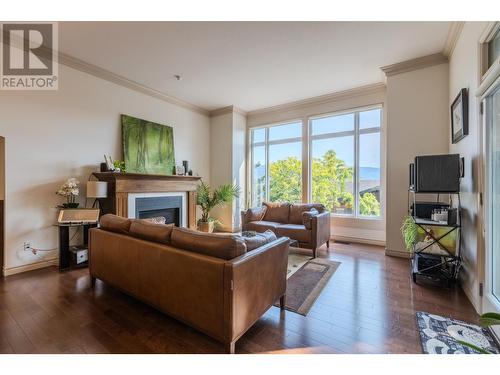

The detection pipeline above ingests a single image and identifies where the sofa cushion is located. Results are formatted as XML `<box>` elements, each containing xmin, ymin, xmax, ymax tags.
<box><xmin>244</xmin><ymin>220</ymin><xmax>282</xmax><ymax>233</ymax></box>
<box><xmin>243</xmin><ymin>206</ymin><xmax>267</xmax><ymax>222</ymax></box>
<box><xmin>263</xmin><ymin>202</ymin><xmax>290</xmax><ymax>223</ymax></box>
<box><xmin>100</xmin><ymin>214</ymin><xmax>131</xmax><ymax>234</ymax></box>
<box><xmin>171</xmin><ymin>227</ymin><xmax>247</xmax><ymax>260</ymax></box>
<box><xmin>276</xmin><ymin>223</ymin><xmax>311</xmax><ymax>244</ymax></box>
<box><xmin>240</xmin><ymin>230</ymin><xmax>278</xmax><ymax>251</ymax></box>
<box><xmin>129</xmin><ymin>220</ymin><xmax>174</xmax><ymax>244</ymax></box>
<box><xmin>302</xmin><ymin>208</ymin><xmax>319</xmax><ymax>230</ymax></box>
<box><xmin>289</xmin><ymin>203</ymin><xmax>326</xmax><ymax>224</ymax></box>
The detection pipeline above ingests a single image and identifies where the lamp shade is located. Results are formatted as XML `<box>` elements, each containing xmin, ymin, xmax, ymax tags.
<box><xmin>87</xmin><ymin>181</ymin><xmax>108</xmax><ymax>198</ymax></box>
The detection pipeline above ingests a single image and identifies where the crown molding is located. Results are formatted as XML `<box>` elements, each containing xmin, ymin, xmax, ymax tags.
<box><xmin>0</xmin><ymin>28</ymin><xmax>210</xmax><ymax>116</ymax></box>
<box><xmin>59</xmin><ymin>53</ymin><xmax>210</xmax><ymax>116</ymax></box>
<box><xmin>380</xmin><ymin>53</ymin><xmax>448</xmax><ymax>77</ymax></box>
<box><xmin>209</xmin><ymin>105</ymin><xmax>247</xmax><ymax>117</ymax></box>
<box><xmin>247</xmin><ymin>82</ymin><xmax>386</xmax><ymax>118</ymax></box>
<box><xmin>443</xmin><ymin>21</ymin><xmax>465</xmax><ymax>58</ymax></box>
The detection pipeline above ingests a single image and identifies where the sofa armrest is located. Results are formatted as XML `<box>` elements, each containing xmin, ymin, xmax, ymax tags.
<box><xmin>223</xmin><ymin>237</ymin><xmax>289</xmax><ymax>342</ymax></box>
<box><xmin>311</xmin><ymin>211</ymin><xmax>331</xmax><ymax>248</ymax></box>
<box><xmin>241</xmin><ymin>206</ymin><xmax>267</xmax><ymax>226</ymax></box>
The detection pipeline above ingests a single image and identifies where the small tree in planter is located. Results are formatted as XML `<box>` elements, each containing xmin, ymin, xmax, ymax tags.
<box><xmin>196</xmin><ymin>181</ymin><xmax>240</xmax><ymax>233</ymax></box>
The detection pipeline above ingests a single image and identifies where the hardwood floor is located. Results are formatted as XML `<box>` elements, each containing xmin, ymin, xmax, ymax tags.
<box><xmin>0</xmin><ymin>242</ymin><xmax>478</xmax><ymax>354</ymax></box>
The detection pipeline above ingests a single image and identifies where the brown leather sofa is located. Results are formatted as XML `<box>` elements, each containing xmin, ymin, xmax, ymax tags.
<box><xmin>89</xmin><ymin>215</ymin><xmax>289</xmax><ymax>354</ymax></box>
<box><xmin>241</xmin><ymin>202</ymin><xmax>330</xmax><ymax>258</ymax></box>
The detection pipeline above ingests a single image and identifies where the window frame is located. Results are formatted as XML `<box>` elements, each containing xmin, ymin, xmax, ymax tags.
<box><xmin>250</xmin><ymin>120</ymin><xmax>303</xmax><ymax>205</ymax></box>
<box><xmin>248</xmin><ymin>105</ymin><xmax>384</xmax><ymax>220</ymax></box>
<box><xmin>308</xmin><ymin>105</ymin><xmax>382</xmax><ymax>218</ymax></box>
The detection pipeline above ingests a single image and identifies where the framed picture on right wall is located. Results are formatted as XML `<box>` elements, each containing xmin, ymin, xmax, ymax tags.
<box><xmin>451</xmin><ymin>88</ymin><xmax>469</xmax><ymax>144</ymax></box>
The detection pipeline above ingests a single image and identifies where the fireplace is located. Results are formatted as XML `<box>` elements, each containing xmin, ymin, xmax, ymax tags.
<box><xmin>92</xmin><ymin>173</ymin><xmax>201</xmax><ymax>229</ymax></box>
<box><xmin>127</xmin><ymin>192</ymin><xmax>187</xmax><ymax>227</ymax></box>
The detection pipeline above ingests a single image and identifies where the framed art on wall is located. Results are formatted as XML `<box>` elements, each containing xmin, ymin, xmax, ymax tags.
<box><xmin>121</xmin><ymin>114</ymin><xmax>175</xmax><ymax>175</ymax></box>
<box><xmin>451</xmin><ymin>88</ymin><xmax>469</xmax><ymax>144</ymax></box>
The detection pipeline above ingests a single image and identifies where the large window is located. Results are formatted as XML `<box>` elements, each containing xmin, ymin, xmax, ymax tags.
<box><xmin>310</xmin><ymin>108</ymin><xmax>381</xmax><ymax>217</ymax></box>
<box><xmin>250</xmin><ymin>122</ymin><xmax>302</xmax><ymax>206</ymax></box>
<box><xmin>250</xmin><ymin>107</ymin><xmax>382</xmax><ymax>219</ymax></box>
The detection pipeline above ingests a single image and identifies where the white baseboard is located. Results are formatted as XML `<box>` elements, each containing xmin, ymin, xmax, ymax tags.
<box><xmin>385</xmin><ymin>249</ymin><xmax>411</xmax><ymax>258</ymax></box>
<box><xmin>3</xmin><ymin>257</ymin><xmax>58</xmax><ymax>276</ymax></box>
<box><xmin>332</xmin><ymin>235</ymin><xmax>386</xmax><ymax>247</ymax></box>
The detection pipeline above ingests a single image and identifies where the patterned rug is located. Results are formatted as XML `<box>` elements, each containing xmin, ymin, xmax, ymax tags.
<box><xmin>275</xmin><ymin>250</ymin><xmax>340</xmax><ymax>316</ymax></box>
<box><xmin>416</xmin><ymin>311</ymin><xmax>500</xmax><ymax>354</ymax></box>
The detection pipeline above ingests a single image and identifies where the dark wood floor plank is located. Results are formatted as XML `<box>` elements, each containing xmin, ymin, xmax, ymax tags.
<box><xmin>0</xmin><ymin>242</ymin><xmax>478</xmax><ymax>353</ymax></box>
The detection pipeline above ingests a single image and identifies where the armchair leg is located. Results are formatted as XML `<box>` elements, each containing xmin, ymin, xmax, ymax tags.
<box><xmin>90</xmin><ymin>276</ymin><xmax>96</xmax><ymax>289</ymax></box>
<box><xmin>326</xmin><ymin>240</ymin><xmax>330</xmax><ymax>248</ymax></box>
<box><xmin>313</xmin><ymin>248</ymin><xmax>317</xmax><ymax>258</ymax></box>
<box><xmin>279</xmin><ymin>295</ymin><xmax>286</xmax><ymax>310</ymax></box>
<box><xmin>226</xmin><ymin>341</ymin><xmax>236</xmax><ymax>354</ymax></box>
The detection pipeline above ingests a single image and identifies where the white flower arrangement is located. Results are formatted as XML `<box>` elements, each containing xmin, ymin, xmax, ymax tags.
<box><xmin>56</xmin><ymin>177</ymin><xmax>80</xmax><ymax>206</ymax></box>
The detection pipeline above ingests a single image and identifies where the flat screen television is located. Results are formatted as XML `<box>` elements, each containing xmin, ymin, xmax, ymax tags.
<box><xmin>409</xmin><ymin>154</ymin><xmax>462</xmax><ymax>193</ymax></box>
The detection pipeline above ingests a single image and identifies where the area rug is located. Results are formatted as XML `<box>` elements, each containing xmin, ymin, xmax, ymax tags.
<box><xmin>276</xmin><ymin>252</ymin><xmax>340</xmax><ymax>316</ymax></box>
<box><xmin>416</xmin><ymin>311</ymin><xmax>500</xmax><ymax>354</ymax></box>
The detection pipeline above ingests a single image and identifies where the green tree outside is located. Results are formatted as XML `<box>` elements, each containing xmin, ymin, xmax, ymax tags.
<box><xmin>255</xmin><ymin>149</ymin><xmax>380</xmax><ymax>216</ymax></box>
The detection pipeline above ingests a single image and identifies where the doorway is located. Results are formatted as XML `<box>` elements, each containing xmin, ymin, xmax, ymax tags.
<box><xmin>482</xmin><ymin>80</ymin><xmax>500</xmax><ymax>338</ymax></box>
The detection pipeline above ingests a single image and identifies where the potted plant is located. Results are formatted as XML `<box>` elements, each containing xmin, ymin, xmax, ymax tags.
<box><xmin>196</xmin><ymin>181</ymin><xmax>239</xmax><ymax>233</ymax></box>
<box><xmin>401</xmin><ymin>215</ymin><xmax>418</xmax><ymax>252</ymax></box>
<box><xmin>56</xmin><ymin>177</ymin><xmax>80</xmax><ymax>208</ymax></box>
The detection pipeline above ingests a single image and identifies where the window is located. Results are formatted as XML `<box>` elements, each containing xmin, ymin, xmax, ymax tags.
<box><xmin>310</xmin><ymin>107</ymin><xmax>381</xmax><ymax>217</ymax></box>
<box><xmin>249</xmin><ymin>107</ymin><xmax>382</xmax><ymax>219</ymax></box>
<box><xmin>250</xmin><ymin>122</ymin><xmax>302</xmax><ymax>206</ymax></box>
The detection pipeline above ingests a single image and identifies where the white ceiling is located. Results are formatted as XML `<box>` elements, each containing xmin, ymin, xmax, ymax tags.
<box><xmin>59</xmin><ymin>22</ymin><xmax>451</xmax><ymax>112</ymax></box>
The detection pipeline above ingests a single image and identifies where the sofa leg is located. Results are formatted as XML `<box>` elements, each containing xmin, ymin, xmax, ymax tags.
<box><xmin>279</xmin><ymin>295</ymin><xmax>286</xmax><ymax>310</ymax></box>
<box><xmin>313</xmin><ymin>248</ymin><xmax>317</xmax><ymax>258</ymax></box>
<box><xmin>90</xmin><ymin>276</ymin><xmax>96</xmax><ymax>289</ymax></box>
<box><xmin>326</xmin><ymin>240</ymin><xmax>330</xmax><ymax>248</ymax></box>
<box><xmin>226</xmin><ymin>341</ymin><xmax>236</xmax><ymax>354</ymax></box>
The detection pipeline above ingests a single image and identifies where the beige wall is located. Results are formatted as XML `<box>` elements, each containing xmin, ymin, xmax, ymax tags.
<box><xmin>385</xmin><ymin>63</ymin><xmax>450</xmax><ymax>256</ymax></box>
<box><xmin>247</xmin><ymin>85</ymin><xmax>387</xmax><ymax>244</ymax></box>
<box><xmin>0</xmin><ymin>64</ymin><xmax>210</xmax><ymax>275</ymax></box>
<box><xmin>448</xmin><ymin>22</ymin><xmax>489</xmax><ymax>312</ymax></box>
<box><xmin>0</xmin><ymin>137</ymin><xmax>4</xmax><ymax>201</ymax></box>
<box><xmin>209</xmin><ymin>108</ymin><xmax>247</xmax><ymax>232</ymax></box>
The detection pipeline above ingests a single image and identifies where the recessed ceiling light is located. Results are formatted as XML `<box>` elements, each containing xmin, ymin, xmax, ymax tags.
<box><xmin>174</xmin><ymin>75</ymin><xmax>182</xmax><ymax>81</ymax></box>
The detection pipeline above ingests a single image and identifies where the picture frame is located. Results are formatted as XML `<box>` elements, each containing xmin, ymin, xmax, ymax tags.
<box><xmin>450</xmin><ymin>88</ymin><xmax>468</xmax><ymax>144</ymax></box>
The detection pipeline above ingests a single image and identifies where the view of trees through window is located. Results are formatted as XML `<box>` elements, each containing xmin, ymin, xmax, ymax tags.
<box><xmin>251</xmin><ymin>108</ymin><xmax>382</xmax><ymax>217</ymax></box>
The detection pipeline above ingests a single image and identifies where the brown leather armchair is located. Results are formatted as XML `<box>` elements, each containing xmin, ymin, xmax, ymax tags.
<box><xmin>241</xmin><ymin>202</ymin><xmax>331</xmax><ymax>257</ymax></box>
<box><xmin>89</xmin><ymin>215</ymin><xmax>290</xmax><ymax>353</ymax></box>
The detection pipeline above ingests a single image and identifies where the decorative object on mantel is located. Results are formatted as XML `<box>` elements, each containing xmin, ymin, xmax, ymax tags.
<box><xmin>182</xmin><ymin>160</ymin><xmax>189</xmax><ymax>175</ymax></box>
<box><xmin>175</xmin><ymin>165</ymin><xmax>185</xmax><ymax>176</ymax></box>
<box><xmin>121</xmin><ymin>114</ymin><xmax>175</xmax><ymax>175</ymax></box>
<box><xmin>104</xmin><ymin>155</ymin><xmax>114</xmax><ymax>171</ymax></box>
<box><xmin>196</xmin><ymin>181</ymin><xmax>240</xmax><ymax>233</ymax></box>
<box><xmin>113</xmin><ymin>159</ymin><xmax>126</xmax><ymax>173</ymax></box>
<box><xmin>451</xmin><ymin>88</ymin><xmax>468</xmax><ymax>144</ymax></box>
<box><xmin>56</xmin><ymin>178</ymin><xmax>80</xmax><ymax>208</ymax></box>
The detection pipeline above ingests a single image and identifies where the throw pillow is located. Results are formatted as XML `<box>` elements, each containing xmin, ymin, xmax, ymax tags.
<box><xmin>241</xmin><ymin>229</ymin><xmax>278</xmax><ymax>251</ymax></box>
<box><xmin>302</xmin><ymin>208</ymin><xmax>319</xmax><ymax>230</ymax></box>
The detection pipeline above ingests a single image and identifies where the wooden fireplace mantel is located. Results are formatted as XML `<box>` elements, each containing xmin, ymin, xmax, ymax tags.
<box><xmin>93</xmin><ymin>172</ymin><xmax>202</xmax><ymax>229</ymax></box>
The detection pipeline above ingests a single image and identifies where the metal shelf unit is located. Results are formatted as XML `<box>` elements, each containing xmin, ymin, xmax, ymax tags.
<box><xmin>408</xmin><ymin>190</ymin><xmax>462</xmax><ymax>287</ymax></box>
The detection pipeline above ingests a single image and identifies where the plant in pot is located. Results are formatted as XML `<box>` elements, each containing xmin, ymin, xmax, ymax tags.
<box><xmin>56</xmin><ymin>177</ymin><xmax>80</xmax><ymax>208</ymax></box>
<box><xmin>401</xmin><ymin>215</ymin><xmax>418</xmax><ymax>252</ymax></box>
<box><xmin>196</xmin><ymin>181</ymin><xmax>240</xmax><ymax>233</ymax></box>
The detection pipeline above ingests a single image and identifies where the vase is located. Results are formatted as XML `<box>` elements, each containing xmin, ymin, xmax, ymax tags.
<box><xmin>198</xmin><ymin>221</ymin><xmax>214</xmax><ymax>233</ymax></box>
<box><xmin>63</xmin><ymin>203</ymin><xmax>79</xmax><ymax>209</ymax></box>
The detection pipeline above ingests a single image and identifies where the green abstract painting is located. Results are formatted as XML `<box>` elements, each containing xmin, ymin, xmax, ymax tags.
<box><xmin>121</xmin><ymin>114</ymin><xmax>175</xmax><ymax>175</ymax></box>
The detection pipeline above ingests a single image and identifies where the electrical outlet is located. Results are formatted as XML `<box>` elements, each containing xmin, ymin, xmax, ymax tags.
<box><xmin>23</xmin><ymin>241</ymin><xmax>31</xmax><ymax>252</ymax></box>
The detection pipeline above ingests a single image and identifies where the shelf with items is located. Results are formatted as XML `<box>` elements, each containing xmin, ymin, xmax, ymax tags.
<box><xmin>407</xmin><ymin>190</ymin><xmax>462</xmax><ymax>286</ymax></box>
